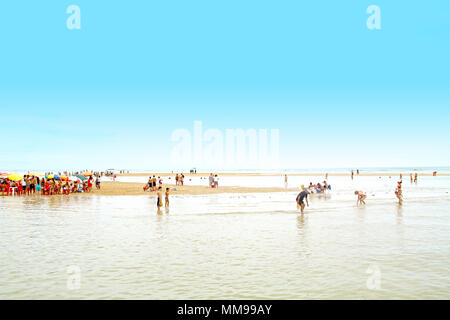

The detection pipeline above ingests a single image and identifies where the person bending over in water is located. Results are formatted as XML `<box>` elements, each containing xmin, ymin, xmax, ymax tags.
<box><xmin>355</xmin><ymin>190</ymin><xmax>367</xmax><ymax>206</ymax></box>
<box><xmin>395</xmin><ymin>180</ymin><xmax>403</xmax><ymax>204</ymax></box>
<box><xmin>296</xmin><ymin>190</ymin><xmax>310</xmax><ymax>214</ymax></box>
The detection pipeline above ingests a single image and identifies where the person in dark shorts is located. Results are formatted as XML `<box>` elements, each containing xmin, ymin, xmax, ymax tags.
<box><xmin>157</xmin><ymin>186</ymin><xmax>163</xmax><ymax>213</ymax></box>
<box><xmin>296</xmin><ymin>190</ymin><xmax>310</xmax><ymax>214</ymax></box>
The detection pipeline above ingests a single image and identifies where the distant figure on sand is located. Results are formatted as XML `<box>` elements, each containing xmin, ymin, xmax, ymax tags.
<box><xmin>296</xmin><ymin>190</ymin><xmax>310</xmax><ymax>214</ymax></box>
<box><xmin>209</xmin><ymin>173</ymin><xmax>214</xmax><ymax>188</ymax></box>
<box><xmin>351</xmin><ymin>170</ymin><xmax>354</xmax><ymax>180</ymax></box>
<box><xmin>414</xmin><ymin>173</ymin><xmax>418</xmax><ymax>183</ymax></box>
<box><xmin>213</xmin><ymin>174</ymin><xmax>219</xmax><ymax>188</ymax></box>
<box><xmin>410</xmin><ymin>173</ymin><xmax>413</xmax><ymax>183</ymax></box>
<box><xmin>395</xmin><ymin>180</ymin><xmax>403</xmax><ymax>204</ymax></box>
<box><xmin>355</xmin><ymin>190</ymin><xmax>367</xmax><ymax>206</ymax></box>
<box><xmin>284</xmin><ymin>174</ymin><xmax>288</xmax><ymax>189</ymax></box>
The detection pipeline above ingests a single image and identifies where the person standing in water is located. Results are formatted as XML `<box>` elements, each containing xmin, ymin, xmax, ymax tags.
<box><xmin>157</xmin><ymin>186</ymin><xmax>163</xmax><ymax>211</ymax></box>
<box><xmin>355</xmin><ymin>190</ymin><xmax>367</xmax><ymax>206</ymax></box>
<box><xmin>395</xmin><ymin>180</ymin><xmax>403</xmax><ymax>204</ymax></box>
<box><xmin>296</xmin><ymin>190</ymin><xmax>310</xmax><ymax>214</ymax></box>
<box><xmin>165</xmin><ymin>187</ymin><xmax>170</xmax><ymax>208</ymax></box>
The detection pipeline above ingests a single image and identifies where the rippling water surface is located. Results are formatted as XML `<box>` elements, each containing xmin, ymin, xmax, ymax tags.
<box><xmin>1</xmin><ymin>176</ymin><xmax>449</xmax><ymax>299</ymax></box>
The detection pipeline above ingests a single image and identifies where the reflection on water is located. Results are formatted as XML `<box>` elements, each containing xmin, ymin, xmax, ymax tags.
<box><xmin>1</xmin><ymin>179</ymin><xmax>450</xmax><ymax>299</ymax></box>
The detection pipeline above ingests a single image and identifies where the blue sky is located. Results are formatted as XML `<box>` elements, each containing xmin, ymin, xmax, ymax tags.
<box><xmin>1</xmin><ymin>1</ymin><xmax>449</xmax><ymax>171</ymax></box>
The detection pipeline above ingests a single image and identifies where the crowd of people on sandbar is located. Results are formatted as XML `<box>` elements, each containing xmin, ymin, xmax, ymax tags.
<box><xmin>0</xmin><ymin>172</ymin><xmax>101</xmax><ymax>197</ymax></box>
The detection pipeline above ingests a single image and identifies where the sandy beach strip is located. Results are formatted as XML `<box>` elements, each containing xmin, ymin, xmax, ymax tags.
<box><xmin>71</xmin><ymin>181</ymin><xmax>297</xmax><ymax>196</ymax></box>
<box><xmin>118</xmin><ymin>172</ymin><xmax>449</xmax><ymax>177</ymax></box>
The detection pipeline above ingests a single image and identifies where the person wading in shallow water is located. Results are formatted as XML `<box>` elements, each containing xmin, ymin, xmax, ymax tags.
<box><xmin>157</xmin><ymin>186</ymin><xmax>163</xmax><ymax>212</ymax></box>
<box><xmin>296</xmin><ymin>190</ymin><xmax>310</xmax><ymax>214</ymax></box>
<box><xmin>395</xmin><ymin>180</ymin><xmax>403</xmax><ymax>204</ymax></box>
<box><xmin>355</xmin><ymin>190</ymin><xmax>367</xmax><ymax>206</ymax></box>
<box><xmin>165</xmin><ymin>187</ymin><xmax>170</xmax><ymax>208</ymax></box>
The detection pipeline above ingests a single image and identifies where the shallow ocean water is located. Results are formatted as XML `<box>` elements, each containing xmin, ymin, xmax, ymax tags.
<box><xmin>0</xmin><ymin>176</ymin><xmax>449</xmax><ymax>299</ymax></box>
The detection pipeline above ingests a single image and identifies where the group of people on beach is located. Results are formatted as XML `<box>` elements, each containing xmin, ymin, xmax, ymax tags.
<box><xmin>208</xmin><ymin>173</ymin><xmax>219</xmax><ymax>188</ymax></box>
<box><xmin>0</xmin><ymin>174</ymin><xmax>99</xmax><ymax>196</ymax></box>
<box><xmin>144</xmin><ymin>175</ymin><xmax>163</xmax><ymax>192</ymax></box>
<box><xmin>175</xmin><ymin>173</ymin><xmax>185</xmax><ymax>186</ymax></box>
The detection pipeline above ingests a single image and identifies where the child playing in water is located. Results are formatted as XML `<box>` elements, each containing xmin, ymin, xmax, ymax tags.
<box><xmin>355</xmin><ymin>190</ymin><xmax>367</xmax><ymax>206</ymax></box>
<box><xmin>165</xmin><ymin>187</ymin><xmax>170</xmax><ymax>208</ymax></box>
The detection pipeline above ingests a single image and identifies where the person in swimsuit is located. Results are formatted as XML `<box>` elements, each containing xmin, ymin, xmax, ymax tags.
<box><xmin>157</xmin><ymin>186</ymin><xmax>163</xmax><ymax>212</ymax></box>
<box><xmin>296</xmin><ymin>190</ymin><xmax>310</xmax><ymax>214</ymax></box>
<box><xmin>165</xmin><ymin>188</ymin><xmax>170</xmax><ymax>208</ymax></box>
<box><xmin>30</xmin><ymin>175</ymin><xmax>36</xmax><ymax>194</ymax></box>
<box><xmin>395</xmin><ymin>180</ymin><xmax>403</xmax><ymax>204</ymax></box>
<box><xmin>355</xmin><ymin>190</ymin><xmax>367</xmax><ymax>206</ymax></box>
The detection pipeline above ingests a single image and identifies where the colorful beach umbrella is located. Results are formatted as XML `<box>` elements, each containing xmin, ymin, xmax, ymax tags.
<box><xmin>74</xmin><ymin>174</ymin><xmax>88</xmax><ymax>181</ymax></box>
<box><xmin>29</xmin><ymin>172</ymin><xmax>42</xmax><ymax>177</ymax></box>
<box><xmin>46</xmin><ymin>174</ymin><xmax>61</xmax><ymax>180</ymax></box>
<box><xmin>8</xmin><ymin>173</ymin><xmax>23</xmax><ymax>181</ymax></box>
<box><xmin>69</xmin><ymin>176</ymin><xmax>82</xmax><ymax>182</ymax></box>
